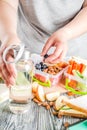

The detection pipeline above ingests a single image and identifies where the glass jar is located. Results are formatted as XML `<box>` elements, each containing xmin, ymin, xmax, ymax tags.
<box><xmin>3</xmin><ymin>45</ymin><xmax>34</xmax><ymax>114</ymax></box>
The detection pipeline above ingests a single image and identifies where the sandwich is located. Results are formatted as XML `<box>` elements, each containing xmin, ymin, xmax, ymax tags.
<box><xmin>59</xmin><ymin>106</ymin><xmax>87</xmax><ymax>118</ymax></box>
<box><xmin>62</xmin><ymin>95</ymin><xmax>87</xmax><ymax>114</ymax></box>
<box><xmin>58</xmin><ymin>95</ymin><xmax>87</xmax><ymax>118</ymax></box>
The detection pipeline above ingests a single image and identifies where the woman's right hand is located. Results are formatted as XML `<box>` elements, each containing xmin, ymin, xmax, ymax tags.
<box><xmin>0</xmin><ymin>33</ymin><xmax>21</xmax><ymax>87</ymax></box>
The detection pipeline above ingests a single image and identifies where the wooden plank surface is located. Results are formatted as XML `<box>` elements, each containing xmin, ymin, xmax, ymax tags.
<box><xmin>0</xmin><ymin>101</ymin><xmax>81</xmax><ymax>130</ymax></box>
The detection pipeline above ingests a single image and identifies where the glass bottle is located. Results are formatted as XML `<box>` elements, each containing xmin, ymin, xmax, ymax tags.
<box><xmin>3</xmin><ymin>44</ymin><xmax>34</xmax><ymax>114</ymax></box>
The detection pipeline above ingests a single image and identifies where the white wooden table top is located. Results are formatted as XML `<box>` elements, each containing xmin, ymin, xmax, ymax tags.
<box><xmin>0</xmin><ymin>84</ymin><xmax>81</xmax><ymax>130</ymax></box>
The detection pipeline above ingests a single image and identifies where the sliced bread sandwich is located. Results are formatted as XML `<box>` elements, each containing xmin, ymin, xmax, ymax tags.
<box><xmin>62</xmin><ymin>95</ymin><xmax>87</xmax><ymax>115</ymax></box>
<box><xmin>59</xmin><ymin>106</ymin><xmax>87</xmax><ymax>118</ymax></box>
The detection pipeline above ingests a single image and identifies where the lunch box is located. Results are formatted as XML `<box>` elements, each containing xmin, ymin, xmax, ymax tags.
<box><xmin>63</xmin><ymin>56</ymin><xmax>87</xmax><ymax>95</ymax></box>
<box><xmin>31</xmin><ymin>53</ymin><xmax>68</xmax><ymax>87</ymax></box>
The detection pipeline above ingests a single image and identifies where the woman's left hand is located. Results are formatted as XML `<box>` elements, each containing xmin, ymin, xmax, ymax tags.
<box><xmin>41</xmin><ymin>29</ymin><xmax>68</xmax><ymax>63</ymax></box>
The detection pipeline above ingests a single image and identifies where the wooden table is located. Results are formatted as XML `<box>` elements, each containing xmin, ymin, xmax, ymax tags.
<box><xmin>0</xmin><ymin>85</ymin><xmax>81</xmax><ymax>130</ymax></box>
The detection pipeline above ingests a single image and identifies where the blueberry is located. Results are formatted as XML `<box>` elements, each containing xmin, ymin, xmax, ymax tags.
<box><xmin>44</xmin><ymin>54</ymin><xmax>49</xmax><ymax>59</ymax></box>
<box><xmin>41</xmin><ymin>64</ymin><xmax>48</xmax><ymax>70</ymax></box>
<box><xmin>43</xmin><ymin>64</ymin><xmax>48</xmax><ymax>69</ymax></box>
<box><xmin>41</xmin><ymin>68</ymin><xmax>44</xmax><ymax>71</ymax></box>
<box><xmin>35</xmin><ymin>63</ymin><xmax>41</xmax><ymax>70</ymax></box>
<box><xmin>41</xmin><ymin>65</ymin><xmax>44</xmax><ymax>70</ymax></box>
<box><xmin>40</xmin><ymin>62</ymin><xmax>43</xmax><ymax>66</ymax></box>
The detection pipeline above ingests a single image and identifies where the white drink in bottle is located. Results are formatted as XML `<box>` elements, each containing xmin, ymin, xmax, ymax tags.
<box><xmin>3</xmin><ymin>44</ymin><xmax>34</xmax><ymax>114</ymax></box>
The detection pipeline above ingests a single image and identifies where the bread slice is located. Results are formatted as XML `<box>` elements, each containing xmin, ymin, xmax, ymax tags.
<box><xmin>54</xmin><ymin>96</ymin><xmax>68</xmax><ymax>110</ymax></box>
<box><xmin>59</xmin><ymin>108</ymin><xmax>87</xmax><ymax>118</ymax></box>
<box><xmin>35</xmin><ymin>85</ymin><xmax>45</xmax><ymax>102</ymax></box>
<box><xmin>32</xmin><ymin>82</ymin><xmax>38</xmax><ymax>93</ymax></box>
<box><xmin>62</xmin><ymin>95</ymin><xmax>87</xmax><ymax>115</ymax></box>
<box><xmin>46</xmin><ymin>91</ymin><xmax>60</xmax><ymax>101</ymax></box>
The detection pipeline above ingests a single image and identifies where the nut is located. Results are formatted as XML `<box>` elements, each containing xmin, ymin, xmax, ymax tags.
<box><xmin>49</xmin><ymin>102</ymin><xmax>54</xmax><ymax>107</ymax></box>
<box><xmin>33</xmin><ymin>98</ymin><xmax>39</xmax><ymax>103</ymax></box>
<box><xmin>46</xmin><ymin>105</ymin><xmax>50</xmax><ymax>110</ymax></box>
<box><xmin>42</xmin><ymin>102</ymin><xmax>48</xmax><ymax>107</ymax></box>
<box><xmin>64</xmin><ymin>122</ymin><xmax>70</xmax><ymax>128</ymax></box>
<box><xmin>38</xmin><ymin>102</ymin><xmax>43</xmax><ymax>106</ymax></box>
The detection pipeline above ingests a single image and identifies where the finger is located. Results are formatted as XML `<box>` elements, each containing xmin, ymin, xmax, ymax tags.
<box><xmin>41</xmin><ymin>37</ymin><xmax>54</xmax><ymax>56</ymax></box>
<box><xmin>50</xmin><ymin>48</ymin><xmax>67</xmax><ymax>64</ymax></box>
<box><xmin>49</xmin><ymin>45</ymin><xmax>67</xmax><ymax>64</ymax></box>
<box><xmin>5</xmin><ymin>55</ymin><xmax>17</xmax><ymax>78</ymax></box>
<box><xmin>45</xmin><ymin>42</ymin><xmax>63</xmax><ymax>62</ymax></box>
<box><xmin>47</xmin><ymin>53</ymin><xmax>62</xmax><ymax>64</ymax></box>
<box><xmin>58</xmin><ymin>49</ymin><xmax>67</xmax><ymax>60</ymax></box>
<box><xmin>0</xmin><ymin>46</ymin><xmax>6</xmax><ymax>56</ymax></box>
<box><xmin>0</xmin><ymin>67</ymin><xmax>10</xmax><ymax>85</ymax></box>
<box><xmin>1</xmin><ymin>63</ymin><xmax>15</xmax><ymax>85</ymax></box>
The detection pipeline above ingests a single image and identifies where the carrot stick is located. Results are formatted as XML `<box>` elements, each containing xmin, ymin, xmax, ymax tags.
<box><xmin>72</xmin><ymin>62</ymin><xmax>78</xmax><ymax>70</ymax></box>
<box><xmin>68</xmin><ymin>80</ymin><xmax>77</xmax><ymax>89</ymax></box>
<box><xmin>67</xmin><ymin>66</ymin><xmax>72</xmax><ymax>74</ymax></box>
<box><xmin>80</xmin><ymin>63</ymin><xmax>86</xmax><ymax>73</ymax></box>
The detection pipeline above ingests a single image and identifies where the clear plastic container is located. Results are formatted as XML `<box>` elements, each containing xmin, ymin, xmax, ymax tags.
<box><xmin>63</xmin><ymin>56</ymin><xmax>87</xmax><ymax>95</ymax></box>
<box><xmin>31</xmin><ymin>53</ymin><xmax>68</xmax><ymax>86</ymax></box>
<box><xmin>64</xmin><ymin>70</ymin><xmax>87</xmax><ymax>95</ymax></box>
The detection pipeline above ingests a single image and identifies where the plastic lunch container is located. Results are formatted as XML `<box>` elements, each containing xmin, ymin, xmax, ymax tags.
<box><xmin>64</xmin><ymin>56</ymin><xmax>87</xmax><ymax>95</ymax></box>
<box><xmin>64</xmin><ymin>71</ymin><xmax>87</xmax><ymax>95</ymax></box>
<box><xmin>31</xmin><ymin>53</ymin><xmax>68</xmax><ymax>87</ymax></box>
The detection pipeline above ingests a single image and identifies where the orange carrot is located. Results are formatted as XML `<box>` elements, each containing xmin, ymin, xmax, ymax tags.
<box><xmin>80</xmin><ymin>63</ymin><xmax>86</xmax><ymax>73</ymax></box>
<box><xmin>68</xmin><ymin>80</ymin><xmax>77</xmax><ymax>89</ymax></box>
<box><xmin>77</xmin><ymin>64</ymin><xmax>81</xmax><ymax>72</ymax></box>
<box><xmin>69</xmin><ymin>60</ymin><xmax>74</xmax><ymax>65</ymax></box>
<box><xmin>67</xmin><ymin>66</ymin><xmax>72</xmax><ymax>74</ymax></box>
<box><xmin>72</xmin><ymin>62</ymin><xmax>78</xmax><ymax>70</ymax></box>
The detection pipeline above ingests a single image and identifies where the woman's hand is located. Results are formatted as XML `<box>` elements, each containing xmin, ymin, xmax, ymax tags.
<box><xmin>41</xmin><ymin>29</ymin><xmax>68</xmax><ymax>63</ymax></box>
<box><xmin>0</xmin><ymin>33</ymin><xmax>21</xmax><ymax>86</ymax></box>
